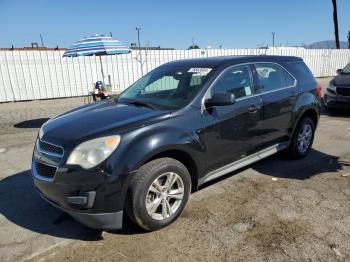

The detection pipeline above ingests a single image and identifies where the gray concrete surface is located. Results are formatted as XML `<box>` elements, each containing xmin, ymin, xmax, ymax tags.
<box><xmin>0</xmin><ymin>97</ymin><xmax>102</xmax><ymax>262</ymax></box>
<box><xmin>1</xmin><ymin>78</ymin><xmax>350</xmax><ymax>261</ymax></box>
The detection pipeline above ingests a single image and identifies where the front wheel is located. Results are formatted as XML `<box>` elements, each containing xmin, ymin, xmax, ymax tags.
<box><xmin>125</xmin><ymin>157</ymin><xmax>191</xmax><ymax>231</ymax></box>
<box><xmin>288</xmin><ymin>117</ymin><xmax>315</xmax><ymax>158</ymax></box>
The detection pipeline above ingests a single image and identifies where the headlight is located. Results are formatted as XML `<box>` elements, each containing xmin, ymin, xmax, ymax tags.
<box><xmin>327</xmin><ymin>83</ymin><xmax>336</xmax><ymax>92</ymax></box>
<box><xmin>67</xmin><ymin>135</ymin><xmax>121</xmax><ymax>169</ymax></box>
<box><xmin>39</xmin><ymin>126</ymin><xmax>44</xmax><ymax>139</ymax></box>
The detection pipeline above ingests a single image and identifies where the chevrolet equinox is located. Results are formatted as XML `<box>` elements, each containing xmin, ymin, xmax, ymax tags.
<box><xmin>32</xmin><ymin>56</ymin><xmax>321</xmax><ymax>231</ymax></box>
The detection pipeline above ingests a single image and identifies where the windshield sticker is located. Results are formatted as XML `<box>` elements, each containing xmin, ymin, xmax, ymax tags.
<box><xmin>188</xmin><ymin>68</ymin><xmax>212</xmax><ymax>76</ymax></box>
<box><xmin>244</xmin><ymin>86</ymin><xmax>252</xmax><ymax>96</ymax></box>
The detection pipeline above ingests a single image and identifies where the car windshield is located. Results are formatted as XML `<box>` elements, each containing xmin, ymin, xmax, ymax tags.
<box><xmin>342</xmin><ymin>63</ymin><xmax>350</xmax><ymax>74</ymax></box>
<box><xmin>116</xmin><ymin>65</ymin><xmax>213</xmax><ymax>110</ymax></box>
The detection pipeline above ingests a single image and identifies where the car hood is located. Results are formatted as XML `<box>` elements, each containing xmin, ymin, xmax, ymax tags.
<box><xmin>41</xmin><ymin>100</ymin><xmax>171</xmax><ymax>144</ymax></box>
<box><xmin>333</xmin><ymin>74</ymin><xmax>350</xmax><ymax>87</ymax></box>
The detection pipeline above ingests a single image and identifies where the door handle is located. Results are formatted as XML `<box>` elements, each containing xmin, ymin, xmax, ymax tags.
<box><xmin>249</xmin><ymin>105</ymin><xmax>259</xmax><ymax>113</ymax></box>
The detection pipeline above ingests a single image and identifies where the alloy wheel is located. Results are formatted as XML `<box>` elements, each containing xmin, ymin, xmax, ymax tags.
<box><xmin>145</xmin><ymin>172</ymin><xmax>184</xmax><ymax>221</ymax></box>
<box><xmin>297</xmin><ymin>123</ymin><xmax>313</xmax><ymax>153</ymax></box>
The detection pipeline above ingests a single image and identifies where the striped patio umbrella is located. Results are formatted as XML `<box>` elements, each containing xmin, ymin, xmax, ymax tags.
<box><xmin>63</xmin><ymin>35</ymin><xmax>130</xmax><ymax>82</ymax></box>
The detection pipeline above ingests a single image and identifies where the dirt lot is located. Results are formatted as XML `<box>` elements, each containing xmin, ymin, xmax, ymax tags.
<box><xmin>1</xmin><ymin>78</ymin><xmax>350</xmax><ymax>261</ymax></box>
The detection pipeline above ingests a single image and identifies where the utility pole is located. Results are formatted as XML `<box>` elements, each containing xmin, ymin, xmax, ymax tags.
<box><xmin>332</xmin><ymin>0</ymin><xmax>340</xmax><ymax>49</ymax></box>
<box><xmin>40</xmin><ymin>34</ymin><xmax>45</xmax><ymax>48</ymax></box>
<box><xmin>136</xmin><ymin>27</ymin><xmax>141</xmax><ymax>49</ymax></box>
<box><xmin>136</xmin><ymin>27</ymin><xmax>143</xmax><ymax>75</ymax></box>
<box><xmin>272</xmin><ymin>32</ymin><xmax>275</xmax><ymax>47</ymax></box>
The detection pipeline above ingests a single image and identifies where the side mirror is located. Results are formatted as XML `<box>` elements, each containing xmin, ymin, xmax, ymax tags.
<box><xmin>205</xmin><ymin>92</ymin><xmax>236</xmax><ymax>108</ymax></box>
<box><xmin>336</xmin><ymin>69</ymin><xmax>343</xmax><ymax>75</ymax></box>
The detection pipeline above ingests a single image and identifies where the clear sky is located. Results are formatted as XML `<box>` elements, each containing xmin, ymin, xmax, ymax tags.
<box><xmin>1</xmin><ymin>0</ymin><xmax>350</xmax><ymax>49</ymax></box>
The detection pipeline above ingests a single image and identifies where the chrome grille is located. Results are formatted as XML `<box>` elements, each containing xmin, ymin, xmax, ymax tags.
<box><xmin>38</xmin><ymin>140</ymin><xmax>64</xmax><ymax>157</ymax></box>
<box><xmin>35</xmin><ymin>161</ymin><xmax>57</xmax><ymax>178</ymax></box>
<box><xmin>337</xmin><ymin>87</ymin><xmax>350</xmax><ymax>97</ymax></box>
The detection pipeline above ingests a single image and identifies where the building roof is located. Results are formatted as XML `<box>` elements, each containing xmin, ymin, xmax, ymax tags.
<box><xmin>0</xmin><ymin>47</ymin><xmax>67</xmax><ymax>51</ymax></box>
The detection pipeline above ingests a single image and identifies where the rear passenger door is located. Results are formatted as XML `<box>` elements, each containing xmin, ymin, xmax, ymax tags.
<box><xmin>253</xmin><ymin>63</ymin><xmax>297</xmax><ymax>147</ymax></box>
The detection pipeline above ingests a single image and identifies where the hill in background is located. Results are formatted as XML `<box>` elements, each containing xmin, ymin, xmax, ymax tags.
<box><xmin>306</xmin><ymin>40</ymin><xmax>348</xmax><ymax>49</ymax></box>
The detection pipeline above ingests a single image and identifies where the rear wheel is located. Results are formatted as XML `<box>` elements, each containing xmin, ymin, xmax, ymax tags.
<box><xmin>289</xmin><ymin>117</ymin><xmax>315</xmax><ymax>158</ymax></box>
<box><xmin>125</xmin><ymin>157</ymin><xmax>191</xmax><ymax>231</ymax></box>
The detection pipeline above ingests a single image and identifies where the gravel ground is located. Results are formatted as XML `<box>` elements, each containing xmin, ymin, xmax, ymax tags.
<box><xmin>1</xmin><ymin>78</ymin><xmax>350</xmax><ymax>261</ymax></box>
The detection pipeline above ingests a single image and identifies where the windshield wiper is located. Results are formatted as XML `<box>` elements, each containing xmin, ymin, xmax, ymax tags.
<box><xmin>122</xmin><ymin>99</ymin><xmax>157</xmax><ymax>110</ymax></box>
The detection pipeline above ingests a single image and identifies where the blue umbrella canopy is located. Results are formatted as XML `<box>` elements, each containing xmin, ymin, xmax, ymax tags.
<box><xmin>63</xmin><ymin>35</ymin><xmax>130</xmax><ymax>57</ymax></box>
<box><xmin>63</xmin><ymin>35</ymin><xmax>130</xmax><ymax>83</ymax></box>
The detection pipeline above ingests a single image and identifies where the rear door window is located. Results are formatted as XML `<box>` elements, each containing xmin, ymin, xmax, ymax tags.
<box><xmin>254</xmin><ymin>63</ymin><xmax>296</xmax><ymax>93</ymax></box>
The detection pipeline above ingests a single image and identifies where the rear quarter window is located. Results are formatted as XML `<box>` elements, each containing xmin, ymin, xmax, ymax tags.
<box><xmin>283</xmin><ymin>70</ymin><xmax>296</xmax><ymax>86</ymax></box>
<box><xmin>286</xmin><ymin>61</ymin><xmax>315</xmax><ymax>85</ymax></box>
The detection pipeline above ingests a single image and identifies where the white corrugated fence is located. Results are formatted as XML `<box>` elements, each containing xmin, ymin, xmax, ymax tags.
<box><xmin>1</xmin><ymin>48</ymin><xmax>350</xmax><ymax>102</ymax></box>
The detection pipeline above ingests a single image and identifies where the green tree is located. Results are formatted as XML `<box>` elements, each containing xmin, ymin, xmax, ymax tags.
<box><xmin>188</xmin><ymin>44</ymin><xmax>200</xmax><ymax>50</ymax></box>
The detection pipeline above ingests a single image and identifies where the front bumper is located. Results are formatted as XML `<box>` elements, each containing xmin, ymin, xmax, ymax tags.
<box><xmin>31</xmin><ymin>139</ymin><xmax>128</xmax><ymax>230</ymax></box>
<box><xmin>68</xmin><ymin>210</ymin><xmax>123</xmax><ymax>230</ymax></box>
<box><xmin>324</xmin><ymin>91</ymin><xmax>350</xmax><ymax>109</ymax></box>
<box><xmin>32</xmin><ymin>169</ymin><xmax>125</xmax><ymax>230</ymax></box>
<box><xmin>36</xmin><ymin>186</ymin><xmax>123</xmax><ymax>230</ymax></box>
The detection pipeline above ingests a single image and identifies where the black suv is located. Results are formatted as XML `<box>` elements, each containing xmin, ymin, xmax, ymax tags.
<box><xmin>32</xmin><ymin>56</ymin><xmax>320</xmax><ymax>231</ymax></box>
<box><xmin>324</xmin><ymin>63</ymin><xmax>350</xmax><ymax>109</ymax></box>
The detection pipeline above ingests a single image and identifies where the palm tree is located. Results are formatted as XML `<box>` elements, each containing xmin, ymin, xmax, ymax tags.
<box><xmin>332</xmin><ymin>0</ymin><xmax>340</xmax><ymax>49</ymax></box>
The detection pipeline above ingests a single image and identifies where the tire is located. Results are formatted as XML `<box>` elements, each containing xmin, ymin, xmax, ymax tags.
<box><xmin>289</xmin><ymin>117</ymin><xmax>315</xmax><ymax>158</ymax></box>
<box><xmin>125</xmin><ymin>157</ymin><xmax>191</xmax><ymax>231</ymax></box>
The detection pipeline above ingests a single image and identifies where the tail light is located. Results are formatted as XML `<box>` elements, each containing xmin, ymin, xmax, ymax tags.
<box><xmin>316</xmin><ymin>83</ymin><xmax>322</xmax><ymax>98</ymax></box>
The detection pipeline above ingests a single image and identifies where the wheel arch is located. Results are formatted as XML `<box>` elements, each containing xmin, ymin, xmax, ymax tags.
<box><xmin>291</xmin><ymin>107</ymin><xmax>319</xmax><ymax>140</ymax></box>
<box><xmin>300</xmin><ymin>108</ymin><xmax>319</xmax><ymax>127</ymax></box>
<box><xmin>292</xmin><ymin>90</ymin><xmax>320</xmax><ymax>136</ymax></box>
<box><xmin>141</xmin><ymin>149</ymin><xmax>199</xmax><ymax>192</ymax></box>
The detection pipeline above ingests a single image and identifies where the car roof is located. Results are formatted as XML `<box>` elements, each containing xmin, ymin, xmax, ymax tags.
<box><xmin>163</xmin><ymin>55</ymin><xmax>303</xmax><ymax>68</ymax></box>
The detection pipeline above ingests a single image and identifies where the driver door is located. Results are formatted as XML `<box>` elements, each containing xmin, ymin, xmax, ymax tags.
<box><xmin>202</xmin><ymin>64</ymin><xmax>263</xmax><ymax>173</ymax></box>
